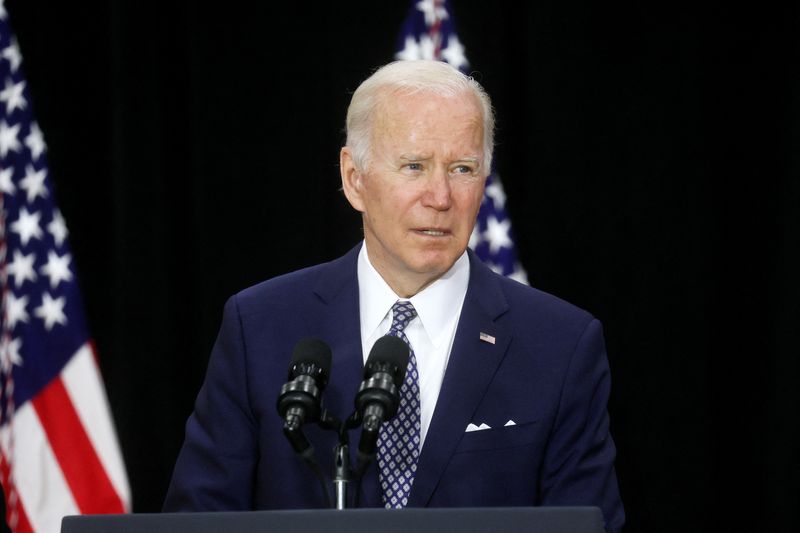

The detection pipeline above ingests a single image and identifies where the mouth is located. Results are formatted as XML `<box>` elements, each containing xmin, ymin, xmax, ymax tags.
<box><xmin>415</xmin><ymin>228</ymin><xmax>450</xmax><ymax>237</ymax></box>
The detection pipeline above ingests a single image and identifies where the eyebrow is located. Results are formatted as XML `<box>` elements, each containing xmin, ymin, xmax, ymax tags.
<box><xmin>398</xmin><ymin>154</ymin><xmax>482</xmax><ymax>165</ymax></box>
<box><xmin>399</xmin><ymin>154</ymin><xmax>432</xmax><ymax>162</ymax></box>
<box><xmin>454</xmin><ymin>157</ymin><xmax>481</xmax><ymax>165</ymax></box>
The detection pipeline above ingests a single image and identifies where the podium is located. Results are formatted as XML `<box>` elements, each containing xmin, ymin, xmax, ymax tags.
<box><xmin>62</xmin><ymin>507</ymin><xmax>605</xmax><ymax>533</ymax></box>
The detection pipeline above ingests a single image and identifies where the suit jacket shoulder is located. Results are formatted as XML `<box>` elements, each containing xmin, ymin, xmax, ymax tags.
<box><xmin>234</xmin><ymin>245</ymin><xmax>360</xmax><ymax>315</ymax></box>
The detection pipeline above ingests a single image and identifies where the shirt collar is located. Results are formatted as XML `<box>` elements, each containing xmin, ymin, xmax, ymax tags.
<box><xmin>357</xmin><ymin>241</ymin><xmax>470</xmax><ymax>349</ymax></box>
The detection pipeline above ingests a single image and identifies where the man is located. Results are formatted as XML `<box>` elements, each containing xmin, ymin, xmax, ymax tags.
<box><xmin>164</xmin><ymin>60</ymin><xmax>624</xmax><ymax>531</ymax></box>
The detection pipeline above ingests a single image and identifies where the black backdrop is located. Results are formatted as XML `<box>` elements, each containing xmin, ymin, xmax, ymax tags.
<box><xmin>6</xmin><ymin>1</ymin><xmax>799</xmax><ymax>531</ymax></box>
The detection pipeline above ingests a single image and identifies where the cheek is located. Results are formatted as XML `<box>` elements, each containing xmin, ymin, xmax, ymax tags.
<box><xmin>454</xmin><ymin>186</ymin><xmax>485</xmax><ymax>215</ymax></box>
<box><xmin>373</xmin><ymin>188</ymin><xmax>418</xmax><ymax>219</ymax></box>
<box><xmin>362</xmin><ymin>190</ymin><xmax>411</xmax><ymax>232</ymax></box>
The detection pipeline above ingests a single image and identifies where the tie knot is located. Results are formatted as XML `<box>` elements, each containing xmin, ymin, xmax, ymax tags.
<box><xmin>390</xmin><ymin>300</ymin><xmax>417</xmax><ymax>333</ymax></box>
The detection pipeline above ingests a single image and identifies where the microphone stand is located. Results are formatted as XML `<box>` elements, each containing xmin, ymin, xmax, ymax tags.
<box><xmin>286</xmin><ymin>405</ymin><xmax>371</xmax><ymax>509</ymax></box>
<box><xmin>331</xmin><ymin>410</ymin><xmax>367</xmax><ymax>509</ymax></box>
<box><xmin>332</xmin><ymin>433</ymin><xmax>349</xmax><ymax>509</ymax></box>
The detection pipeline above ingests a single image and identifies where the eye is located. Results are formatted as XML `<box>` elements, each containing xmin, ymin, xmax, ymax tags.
<box><xmin>405</xmin><ymin>162</ymin><xmax>423</xmax><ymax>171</ymax></box>
<box><xmin>451</xmin><ymin>163</ymin><xmax>478</xmax><ymax>177</ymax></box>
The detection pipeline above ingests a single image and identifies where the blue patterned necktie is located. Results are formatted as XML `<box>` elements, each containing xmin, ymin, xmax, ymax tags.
<box><xmin>376</xmin><ymin>300</ymin><xmax>421</xmax><ymax>508</ymax></box>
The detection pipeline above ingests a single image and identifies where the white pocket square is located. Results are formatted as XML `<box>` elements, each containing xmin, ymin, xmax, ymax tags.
<box><xmin>465</xmin><ymin>422</ymin><xmax>491</xmax><ymax>432</ymax></box>
<box><xmin>504</xmin><ymin>419</ymin><xmax>516</xmax><ymax>427</ymax></box>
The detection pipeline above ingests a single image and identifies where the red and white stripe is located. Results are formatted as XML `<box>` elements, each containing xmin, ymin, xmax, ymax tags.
<box><xmin>1</xmin><ymin>342</ymin><xmax>130</xmax><ymax>533</ymax></box>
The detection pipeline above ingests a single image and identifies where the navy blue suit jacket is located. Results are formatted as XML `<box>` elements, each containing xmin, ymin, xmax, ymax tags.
<box><xmin>164</xmin><ymin>245</ymin><xmax>624</xmax><ymax>531</ymax></box>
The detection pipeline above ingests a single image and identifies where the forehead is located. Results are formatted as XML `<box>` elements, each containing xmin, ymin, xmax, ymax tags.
<box><xmin>371</xmin><ymin>89</ymin><xmax>484</xmax><ymax>149</ymax></box>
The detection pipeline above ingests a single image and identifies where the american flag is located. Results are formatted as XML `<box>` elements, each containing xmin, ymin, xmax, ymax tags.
<box><xmin>396</xmin><ymin>0</ymin><xmax>529</xmax><ymax>284</ymax></box>
<box><xmin>0</xmin><ymin>8</ymin><xmax>130</xmax><ymax>533</ymax></box>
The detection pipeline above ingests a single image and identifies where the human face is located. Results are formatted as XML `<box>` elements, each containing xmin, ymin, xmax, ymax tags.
<box><xmin>341</xmin><ymin>90</ymin><xmax>487</xmax><ymax>297</ymax></box>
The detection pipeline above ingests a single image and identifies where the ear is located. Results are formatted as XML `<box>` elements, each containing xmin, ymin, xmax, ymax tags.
<box><xmin>340</xmin><ymin>147</ymin><xmax>365</xmax><ymax>212</ymax></box>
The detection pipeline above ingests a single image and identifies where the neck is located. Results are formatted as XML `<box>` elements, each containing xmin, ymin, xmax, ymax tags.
<box><xmin>385</xmin><ymin>275</ymin><xmax>438</xmax><ymax>299</ymax></box>
<box><xmin>362</xmin><ymin>242</ymin><xmax>446</xmax><ymax>298</ymax></box>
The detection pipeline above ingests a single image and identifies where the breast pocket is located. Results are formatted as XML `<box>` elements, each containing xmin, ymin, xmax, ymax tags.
<box><xmin>455</xmin><ymin>419</ymin><xmax>543</xmax><ymax>453</ymax></box>
<box><xmin>435</xmin><ymin>418</ymin><xmax>547</xmax><ymax>506</ymax></box>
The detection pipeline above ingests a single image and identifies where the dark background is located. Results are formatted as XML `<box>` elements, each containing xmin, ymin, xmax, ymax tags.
<box><xmin>6</xmin><ymin>1</ymin><xmax>799</xmax><ymax>531</ymax></box>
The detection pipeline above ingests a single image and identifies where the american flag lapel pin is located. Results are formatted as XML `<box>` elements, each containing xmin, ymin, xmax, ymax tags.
<box><xmin>479</xmin><ymin>332</ymin><xmax>496</xmax><ymax>345</ymax></box>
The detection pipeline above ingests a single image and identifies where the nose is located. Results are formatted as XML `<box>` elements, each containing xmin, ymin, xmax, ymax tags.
<box><xmin>421</xmin><ymin>166</ymin><xmax>452</xmax><ymax>211</ymax></box>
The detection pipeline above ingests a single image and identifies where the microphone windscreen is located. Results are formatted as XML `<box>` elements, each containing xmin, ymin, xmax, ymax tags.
<box><xmin>366</xmin><ymin>335</ymin><xmax>409</xmax><ymax>388</ymax></box>
<box><xmin>290</xmin><ymin>337</ymin><xmax>332</xmax><ymax>379</ymax></box>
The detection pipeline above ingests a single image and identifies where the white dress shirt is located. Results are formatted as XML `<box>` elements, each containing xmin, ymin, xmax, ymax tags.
<box><xmin>357</xmin><ymin>242</ymin><xmax>470</xmax><ymax>448</ymax></box>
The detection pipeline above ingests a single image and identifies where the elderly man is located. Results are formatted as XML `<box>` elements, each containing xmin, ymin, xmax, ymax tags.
<box><xmin>164</xmin><ymin>60</ymin><xmax>624</xmax><ymax>532</ymax></box>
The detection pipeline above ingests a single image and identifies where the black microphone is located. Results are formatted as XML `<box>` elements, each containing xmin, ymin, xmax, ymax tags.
<box><xmin>355</xmin><ymin>335</ymin><xmax>409</xmax><ymax>457</ymax></box>
<box><xmin>276</xmin><ymin>338</ymin><xmax>334</xmax><ymax>508</ymax></box>
<box><xmin>277</xmin><ymin>338</ymin><xmax>332</xmax><ymax>435</ymax></box>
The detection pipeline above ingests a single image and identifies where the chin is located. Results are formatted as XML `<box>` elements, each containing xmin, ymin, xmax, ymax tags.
<box><xmin>411</xmin><ymin>253</ymin><xmax>460</xmax><ymax>277</ymax></box>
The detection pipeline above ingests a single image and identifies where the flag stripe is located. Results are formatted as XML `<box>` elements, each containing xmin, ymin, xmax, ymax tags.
<box><xmin>0</xmin><ymin>455</ymin><xmax>34</xmax><ymax>533</ymax></box>
<box><xmin>31</xmin><ymin>376</ymin><xmax>125</xmax><ymax>514</ymax></box>
<box><xmin>13</xmin><ymin>503</ymin><xmax>33</xmax><ymax>533</ymax></box>
<box><xmin>3</xmin><ymin>403</ymin><xmax>78</xmax><ymax>533</ymax></box>
<box><xmin>61</xmin><ymin>343</ymin><xmax>131</xmax><ymax>509</ymax></box>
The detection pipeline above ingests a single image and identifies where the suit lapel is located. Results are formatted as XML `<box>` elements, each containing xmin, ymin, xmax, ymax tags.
<box><xmin>304</xmin><ymin>245</ymin><xmax>365</xmax><ymax>419</ymax></box>
<box><xmin>303</xmin><ymin>244</ymin><xmax>383</xmax><ymax>506</ymax></box>
<box><xmin>408</xmin><ymin>253</ymin><xmax>512</xmax><ymax>507</ymax></box>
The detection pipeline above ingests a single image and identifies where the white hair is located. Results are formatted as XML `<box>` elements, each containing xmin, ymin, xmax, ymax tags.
<box><xmin>345</xmin><ymin>60</ymin><xmax>495</xmax><ymax>173</ymax></box>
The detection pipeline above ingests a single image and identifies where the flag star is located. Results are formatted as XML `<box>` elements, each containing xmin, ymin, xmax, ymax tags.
<box><xmin>468</xmin><ymin>225</ymin><xmax>480</xmax><ymax>249</ymax></box>
<box><xmin>486</xmin><ymin>261</ymin><xmax>504</xmax><ymax>275</ymax></box>
<box><xmin>19</xmin><ymin>164</ymin><xmax>48</xmax><ymax>203</ymax></box>
<box><xmin>10</xmin><ymin>206</ymin><xmax>43</xmax><ymax>246</ymax></box>
<box><xmin>34</xmin><ymin>292</ymin><xmax>68</xmax><ymax>331</ymax></box>
<box><xmin>0</xmin><ymin>336</ymin><xmax>23</xmax><ymax>374</ymax></box>
<box><xmin>418</xmin><ymin>34</ymin><xmax>436</xmax><ymax>60</ymax></box>
<box><xmin>0</xmin><ymin>166</ymin><xmax>14</xmax><ymax>194</ymax></box>
<box><xmin>485</xmin><ymin>179</ymin><xmax>507</xmax><ymax>208</ymax></box>
<box><xmin>415</xmin><ymin>0</ymin><xmax>448</xmax><ymax>26</ymax></box>
<box><xmin>1</xmin><ymin>37</ymin><xmax>22</xmax><ymax>72</ymax></box>
<box><xmin>509</xmin><ymin>264</ymin><xmax>529</xmax><ymax>285</ymax></box>
<box><xmin>0</xmin><ymin>78</ymin><xmax>26</xmax><ymax>114</ymax></box>
<box><xmin>40</xmin><ymin>250</ymin><xmax>73</xmax><ymax>288</ymax></box>
<box><xmin>396</xmin><ymin>36</ymin><xmax>422</xmax><ymax>61</ymax></box>
<box><xmin>441</xmin><ymin>35</ymin><xmax>468</xmax><ymax>70</ymax></box>
<box><xmin>5</xmin><ymin>292</ymin><xmax>30</xmax><ymax>329</ymax></box>
<box><xmin>25</xmin><ymin>122</ymin><xmax>47</xmax><ymax>160</ymax></box>
<box><xmin>48</xmin><ymin>208</ymin><xmax>69</xmax><ymax>247</ymax></box>
<box><xmin>485</xmin><ymin>215</ymin><xmax>513</xmax><ymax>254</ymax></box>
<box><xmin>6</xmin><ymin>249</ymin><xmax>37</xmax><ymax>287</ymax></box>
<box><xmin>0</xmin><ymin>120</ymin><xmax>21</xmax><ymax>157</ymax></box>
